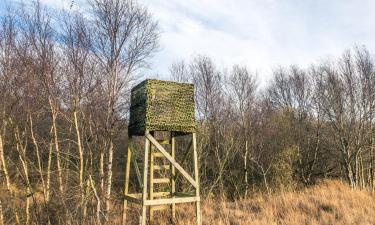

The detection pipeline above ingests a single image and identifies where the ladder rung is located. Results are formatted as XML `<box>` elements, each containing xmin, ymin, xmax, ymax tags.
<box><xmin>151</xmin><ymin>205</ymin><xmax>169</xmax><ymax>211</ymax></box>
<box><xmin>153</xmin><ymin>152</ymin><xmax>164</xmax><ymax>158</ymax></box>
<box><xmin>153</xmin><ymin>178</ymin><xmax>170</xmax><ymax>184</ymax></box>
<box><xmin>154</xmin><ymin>165</ymin><xmax>170</xmax><ymax>170</ymax></box>
<box><xmin>153</xmin><ymin>191</ymin><xmax>170</xmax><ymax>197</ymax></box>
<box><xmin>157</xmin><ymin>139</ymin><xmax>171</xmax><ymax>145</ymax></box>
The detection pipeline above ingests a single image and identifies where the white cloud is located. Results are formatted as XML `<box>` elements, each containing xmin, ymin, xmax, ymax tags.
<box><xmin>32</xmin><ymin>0</ymin><xmax>375</xmax><ymax>84</ymax></box>
<box><xmin>140</xmin><ymin>0</ymin><xmax>375</xmax><ymax>84</ymax></box>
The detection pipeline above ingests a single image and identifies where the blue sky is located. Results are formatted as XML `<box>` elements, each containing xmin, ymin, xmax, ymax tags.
<box><xmin>4</xmin><ymin>0</ymin><xmax>375</xmax><ymax>84</ymax></box>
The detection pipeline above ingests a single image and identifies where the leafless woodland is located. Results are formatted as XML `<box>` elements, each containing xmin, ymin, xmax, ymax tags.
<box><xmin>1</xmin><ymin>0</ymin><xmax>375</xmax><ymax>224</ymax></box>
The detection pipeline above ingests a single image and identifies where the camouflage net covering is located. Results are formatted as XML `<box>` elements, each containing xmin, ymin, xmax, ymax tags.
<box><xmin>129</xmin><ymin>79</ymin><xmax>196</xmax><ymax>135</ymax></box>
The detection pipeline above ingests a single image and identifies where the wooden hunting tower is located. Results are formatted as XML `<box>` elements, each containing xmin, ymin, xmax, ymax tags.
<box><xmin>123</xmin><ymin>79</ymin><xmax>201</xmax><ymax>225</ymax></box>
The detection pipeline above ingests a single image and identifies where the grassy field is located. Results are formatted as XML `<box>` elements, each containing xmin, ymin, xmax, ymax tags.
<box><xmin>126</xmin><ymin>180</ymin><xmax>375</xmax><ymax>225</ymax></box>
<box><xmin>2</xmin><ymin>179</ymin><xmax>374</xmax><ymax>224</ymax></box>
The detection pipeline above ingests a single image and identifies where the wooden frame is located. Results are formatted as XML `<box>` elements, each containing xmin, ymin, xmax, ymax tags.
<box><xmin>122</xmin><ymin>132</ymin><xmax>201</xmax><ymax>225</ymax></box>
<box><xmin>171</xmin><ymin>134</ymin><xmax>176</xmax><ymax>219</ymax></box>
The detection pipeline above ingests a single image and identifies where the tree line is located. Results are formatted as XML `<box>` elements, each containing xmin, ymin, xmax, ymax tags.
<box><xmin>1</xmin><ymin>0</ymin><xmax>375</xmax><ymax>224</ymax></box>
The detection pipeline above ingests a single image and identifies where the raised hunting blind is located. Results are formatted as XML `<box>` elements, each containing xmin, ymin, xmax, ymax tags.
<box><xmin>123</xmin><ymin>79</ymin><xmax>201</xmax><ymax>225</ymax></box>
<box><xmin>128</xmin><ymin>79</ymin><xmax>196</xmax><ymax>135</ymax></box>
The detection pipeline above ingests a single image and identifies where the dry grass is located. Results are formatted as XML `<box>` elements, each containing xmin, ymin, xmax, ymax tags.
<box><xmin>126</xmin><ymin>180</ymin><xmax>375</xmax><ymax>225</ymax></box>
<box><xmin>3</xmin><ymin>180</ymin><xmax>374</xmax><ymax>224</ymax></box>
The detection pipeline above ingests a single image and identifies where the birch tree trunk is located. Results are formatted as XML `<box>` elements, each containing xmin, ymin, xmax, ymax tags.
<box><xmin>0</xmin><ymin>199</ymin><xmax>3</xmax><ymax>225</ymax></box>
<box><xmin>30</xmin><ymin>115</ymin><xmax>47</xmax><ymax>200</ymax></box>
<box><xmin>89</xmin><ymin>175</ymin><xmax>101</xmax><ymax>225</ymax></box>
<box><xmin>73</xmin><ymin>108</ymin><xmax>86</xmax><ymax>219</ymax></box>
<box><xmin>100</xmin><ymin>150</ymin><xmax>104</xmax><ymax>191</ymax></box>
<box><xmin>46</xmin><ymin>132</ymin><xmax>53</xmax><ymax>202</ymax></box>
<box><xmin>244</xmin><ymin>140</ymin><xmax>248</xmax><ymax>196</ymax></box>
<box><xmin>371</xmin><ymin>135</ymin><xmax>375</xmax><ymax>190</ymax></box>
<box><xmin>105</xmin><ymin>141</ymin><xmax>114</xmax><ymax>215</ymax></box>
<box><xmin>49</xmin><ymin>97</ymin><xmax>64</xmax><ymax>194</ymax></box>
<box><xmin>0</xmin><ymin>134</ymin><xmax>10</xmax><ymax>192</ymax></box>
<box><xmin>15</xmin><ymin>126</ymin><xmax>31</xmax><ymax>224</ymax></box>
<box><xmin>18</xmin><ymin>152</ymin><xmax>30</xmax><ymax>224</ymax></box>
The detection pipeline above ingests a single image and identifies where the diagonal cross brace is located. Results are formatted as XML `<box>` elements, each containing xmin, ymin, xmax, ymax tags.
<box><xmin>146</xmin><ymin>133</ymin><xmax>198</xmax><ymax>189</ymax></box>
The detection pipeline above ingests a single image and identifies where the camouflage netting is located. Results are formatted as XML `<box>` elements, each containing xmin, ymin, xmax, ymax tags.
<box><xmin>129</xmin><ymin>79</ymin><xmax>196</xmax><ymax>135</ymax></box>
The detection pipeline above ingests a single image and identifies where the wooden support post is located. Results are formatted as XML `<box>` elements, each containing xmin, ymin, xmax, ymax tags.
<box><xmin>149</xmin><ymin>136</ymin><xmax>155</xmax><ymax>223</ymax></box>
<box><xmin>144</xmin><ymin>196</ymin><xmax>200</xmax><ymax>206</ymax></box>
<box><xmin>141</xmin><ymin>133</ymin><xmax>150</xmax><ymax>225</ymax></box>
<box><xmin>123</xmin><ymin>194</ymin><xmax>142</xmax><ymax>204</ymax></box>
<box><xmin>122</xmin><ymin>137</ymin><xmax>133</xmax><ymax>225</ymax></box>
<box><xmin>171</xmin><ymin>133</ymin><xmax>176</xmax><ymax>220</ymax></box>
<box><xmin>122</xmin><ymin>131</ymin><xmax>201</xmax><ymax>224</ymax></box>
<box><xmin>193</xmin><ymin>133</ymin><xmax>202</xmax><ymax>225</ymax></box>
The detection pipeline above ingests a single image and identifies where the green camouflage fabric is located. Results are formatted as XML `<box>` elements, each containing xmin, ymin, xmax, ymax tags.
<box><xmin>129</xmin><ymin>79</ymin><xmax>196</xmax><ymax>135</ymax></box>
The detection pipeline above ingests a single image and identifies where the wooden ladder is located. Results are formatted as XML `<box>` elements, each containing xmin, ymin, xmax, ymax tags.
<box><xmin>149</xmin><ymin>136</ymin><xmax>176</xmax><ymax>222</ymax></box>
<box><xmin>122</xmin><ymin>132</ymin><xmax>201</xmax><ymax>225</ymax></box>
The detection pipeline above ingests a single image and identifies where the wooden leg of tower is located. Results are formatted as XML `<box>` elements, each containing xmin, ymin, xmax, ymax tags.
<box><xmin>192</xmin><ymin>133</ymin><xmax>202</xmax><ymax>225</ymax></box>
<box><xmin>149</xmin><ymin>143</ymin><xmax>155</xmax><ymax>223</ymax></box>
<box><xmin>171</xmin><ymin>134</ymin><xmax>176</xmax><ymax>220</ymax></box>
<box><xmin>141</xmin><ymin>134</ymin><xmax>150</xmax><ymax>225</ymax></box>
<box><xmin>122</xmin><ymin>137</ymin><xmax>133</xmax><ymax>225</ymax></box>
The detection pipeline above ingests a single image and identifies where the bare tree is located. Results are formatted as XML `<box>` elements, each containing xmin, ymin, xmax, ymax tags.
<box><xmin>0</xmin><ymin>6</ymin><xmax>16</xmax><ymax>194</ymax></box>
<box><xmin>88</xmin><ymin>0</ymin><xmax>159</xmax><ymax>217</ymax></box>
<box><xmin>228</xmin><ymin>65</ymin><xmax>257</xmax><ymax>195</ymax></box>
<box><xmin>170</xmin><ymin>60</ymin><xmax>190</xmax><ymax>82</ymax></box>
<box><xmin>61</xmin><ymin>10</ymin><xmax>95</xmax><ymax>221</ymax></box>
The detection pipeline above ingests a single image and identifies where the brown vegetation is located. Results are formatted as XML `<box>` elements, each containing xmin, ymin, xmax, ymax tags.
<box><xmin>2</xmin><ymin>180</ymin><xmax>375</xmax><ymax>224</ymax></box>
<box><xmin>128</xmin><ymin>180</ymin><xmax>375</xmax><ymax>225</ymax></box>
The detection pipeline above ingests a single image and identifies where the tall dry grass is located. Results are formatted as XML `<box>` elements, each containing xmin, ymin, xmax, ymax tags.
<box><xmin>126</xmin><ymin>180</ymin><xmax>375</xmax><ymax>225</ymax></box>
<box><xmin>3</xmin><ymin>180</ymin><xmax>374</xmax><ymax>224</ymax></box>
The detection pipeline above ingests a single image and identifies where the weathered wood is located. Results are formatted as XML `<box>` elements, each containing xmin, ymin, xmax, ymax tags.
<box><xmin>151</xmin><ymin>205</ymin><xmax>169</xmax><ymax>211</ymax></box>
<box><xmin>123</xmin><ymin>194</ymin><xmax>142</xmax><ymax>204</ymax></box>
<box><xmin>193</xmin><ymin>133</ymin><xmax>202</xmax><ymax>225</ymax></box>
<box><xmin>123</xmin><ymin>132</ymin><xmax>200</xmax><ymax>225</ymax></box>
<box><xmin>157</xmin><ymin>139</ymin><xmax>171</xmax><ymax>145</ymax></box>
<box><xmin>124</xmin><ymin>191</ymin><xmax>193</xmax><ymax>198</ymax></box>
<box><xmin>171</xmin><ymin>135</ymin><xmax>176</xmax><ymax>219</ymax></box>
<box><xmin>122</xmin><ymin>138</ymin><xmax>133</xmax><ymax>225</ymax></box>
<box><xmin>149</xmin><ymin>142</ymin><xmax>155</xmax><ymax>222</ymax></box>
<box><xmin>144</xmin><ymin>197</ymin><xmax>200</xmax><ymax>206</ymax></box>
<box><xmin>174</xmin><ymin>192</ymin><xmax>195</xmax><ymax>197</ymax></box>
<box><xmin>153</xmin><ymin>152</ymin><xmax>164</xmax><ymax>158</ymax></box>
<box><xmin>141</xmin><ymin>135</ymin><xmax>150</xmax><ymax>225</ymax></box>
<box><xmin>154</xmin><ymin>165</ymin><xmax>170</xmax><ymax>170</ymax></box>
<box><xmin>150</xmin><ymin>134</ymin><xmax>174</xmax><ymax>222</ymax></box>
<box><xmin>153</xmin><ymin>178</ymin><xmax>170</xmax><ymax>184</ymax></box>
<box><xmin>153</xmin><ymin>192</ymin><xmax>170</xmax><ymax>197</ymax></box>
<box><xmin>146</xmin><ymin>133</ymin><xmax>198</xmax><ymax>188</ymax></box>
<box><xmin>127</xmin><ymin>193</ymin><xmax>142</xmax><ymax>198</ymax></box>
